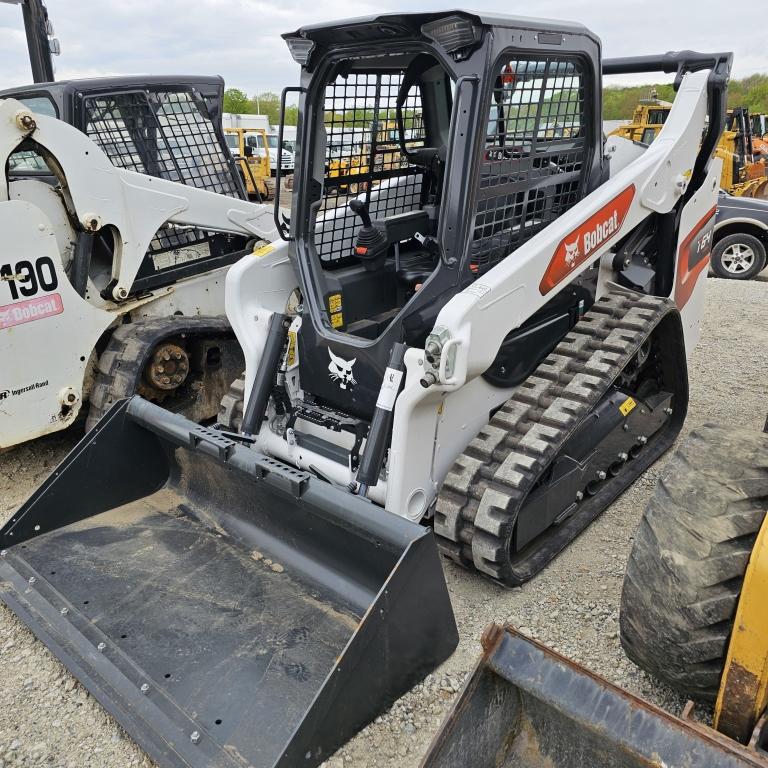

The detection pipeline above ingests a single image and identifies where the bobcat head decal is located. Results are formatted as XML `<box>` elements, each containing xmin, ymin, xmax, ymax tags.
<box><xmin>564</xmin><ymin>236</ymin><xmax>580</xmax><ymax>268</ymax></box>
<box><xmin>328</xmin><ymin>348</ymin><xmax>357</xmax><ymax>391</ymax></box>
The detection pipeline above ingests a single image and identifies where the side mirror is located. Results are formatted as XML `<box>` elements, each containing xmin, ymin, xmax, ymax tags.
<box><xmin>244</xmin><ymin>145</ymin><xmax>254</xmax><ymax>158</ymax></box>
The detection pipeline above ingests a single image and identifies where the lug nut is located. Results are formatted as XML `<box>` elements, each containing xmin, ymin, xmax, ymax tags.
<box><xmin>617</xmin><ymin>452</ymin><xmax>628</xmax><ymax>461</ymax></box>
<box><xmin>97</xmin><ymin>642</ymin><xmax>106</xmax><ymax>652</ymax></box>
<box><xmin>596</xmin><ymin>470</ymin><xmax>607</xmax><ymax>480</ymax></box>
<box><xmin>28</xmin><ymin>576</ymin><xmax>36</xmax><ymax>585</ymax></box>
<box><xmin>638</xmin><ymin>436</ymin><xmax>648</xmax><ymax>445</ymax></box>
<box><xmin>575</xmin><ymin>491</ymin><xmax>584</xmax><ymax>502</ymax></box>
<box><xmin>190</xmin><ymin>731</ymin><xmax>201</xmax><ymax>745</ymax></box>
<box><xmin>140</xmin><ymin>683</ymin><xmax>150</xmax><ymax>695</ymax></box>
<box><xmin>664</xmin><ymin>407</ymin><xmax>673</xmax><ymax>416</ymax></box>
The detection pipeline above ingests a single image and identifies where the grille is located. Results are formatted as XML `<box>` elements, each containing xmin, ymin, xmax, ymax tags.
<box><xmin>84</xmin><ymin>90</ymin><xmax>243</xmax><ymax>256</ymax></box>
<box><xmin>315</xmin><ymin>71</ymin><xmax>427</xmax><ymax>266</ymax></box>
<box><xmin>471</xmin><ymin>57</ymin><xmax>587</xmax><ymax>274</ymax></box>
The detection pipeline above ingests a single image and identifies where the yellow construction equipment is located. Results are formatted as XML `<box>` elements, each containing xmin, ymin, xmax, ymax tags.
<box><xmin>610</xmin><ymin>93</ymin><xmax>768</xmax><ymax>198</ymax></box>
<box><xmin>326</xmin><ymin>119</ymin><xmax>416</xmax><ymax>193</ymax></box>
<box><xmin>425</xmin><ymin>424</ymin><xmax>768</xmax><ymax>767</ymax></box>
<box><xmin>224</xmin><ymin>126</ymin><xmax>274</xmax><ymax>201</ymax></box>
<box><xmin>621</xmin><ymin>422</ymin><xmax>768</xmax><ymax>750</ymax></box>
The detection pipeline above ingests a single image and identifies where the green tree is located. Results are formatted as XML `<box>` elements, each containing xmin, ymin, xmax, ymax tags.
<box><xmin>602</xmin><ymin>75</ymin><xmax>768</xmax><ymax>120</ymax></box>
<box><xmin>250</xmin><ymin>92</ymin><xmax>281</xmax><ymax>124</ymax></box>
<box><xmin>223</xmin><ymin>88</ymin><xmax>255</xmax><ymax>114</ymax></box>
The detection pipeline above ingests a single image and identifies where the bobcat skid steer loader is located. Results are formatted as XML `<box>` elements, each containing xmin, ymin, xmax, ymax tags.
<box><xmin>0</xmin><ymin>11</ymin><xmax>729</xmax><ymax>768</ymax></box>
<box><xmin>0</xmin><ymin>76</ymin><xmax>277</xmax><ymax>448</ymax></box>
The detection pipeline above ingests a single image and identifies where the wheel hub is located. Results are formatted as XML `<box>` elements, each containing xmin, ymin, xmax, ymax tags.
<box><xmin>144</xmin><ymin>343</ymin><xmax>190</xmax><ymax>390</ymax></box>
<box><xmin>721</xmin><ymin>243</ymin><xmax>755</xmax><ymax>274</ymax></box>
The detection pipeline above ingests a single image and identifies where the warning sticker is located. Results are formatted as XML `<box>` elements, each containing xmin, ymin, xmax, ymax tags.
<box><xmin>619</xmin><ymin>397</ymin><xmax>637</xmax><ymax>417</ymax></box>
<box><xmin>376</xmin><ymin>368</ymin><xmax>404</xmax><ymax>411</ymax></box>
<box><xmin>328</xmin><ymin>293</ymin><xmax>342</xmax><ymax>313</ymax></box>
<box><xmin>252</xmin><ymin>243</ymin><xmax>275</xmax><ymax>258</ymax></box>
<box><xmin>286</xmin><ymin>330</ymin><xmax>298</xmax><ymax>368</ymax></box>
<box><xmin>330</xmin><ymin>312</ymin><xmax>344</xmax><ymax>329</ymax></box>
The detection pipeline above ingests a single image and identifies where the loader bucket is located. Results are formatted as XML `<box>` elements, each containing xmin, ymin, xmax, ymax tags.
<box><xmin>422</xmin><ymin>625</ymin><xmax>768</xmax><ymax>768</ymax></box>
<box><xmin>0</xmin><ymin>397</ymin><xmax>458</xmax><ymax>768</ymax></box>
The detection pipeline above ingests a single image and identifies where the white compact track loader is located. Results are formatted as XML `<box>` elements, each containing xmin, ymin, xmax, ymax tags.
<box><xmin>0</xmin><ymin>76</ymin><xmax>276</xmax><ymax>448</ymax></box>
<box><xmin>0</xmin><ymin>11</ymin><xmax>732</xmax><ymax>768</ymax></box>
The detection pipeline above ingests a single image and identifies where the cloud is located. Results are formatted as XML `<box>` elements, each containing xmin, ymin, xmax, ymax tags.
<box><xmin>0</xmin><ymin>0</ymin><xmax>756</xmax><ymax>96</ymax></box>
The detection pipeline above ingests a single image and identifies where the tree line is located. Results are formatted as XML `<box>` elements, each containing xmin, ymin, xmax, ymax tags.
<box><xmin>226</xmin><ymin>73</ymin><xmax>768</xmax><ymax>127</ymax></box>
<box><xmin>604</xmin><ymin>74</ymin><xmax>768</xmax><ymax>119</ymax></box>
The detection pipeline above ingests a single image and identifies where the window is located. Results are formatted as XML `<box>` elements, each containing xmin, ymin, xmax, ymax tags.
<box><xmin>8</xmin><ymin>96</ymin><xmax>57</xmax><ymax>176</ymax></box>
<box><xmin>8</xmin><ymin>149</ymin><xmax>52</xmax><ymax>175</ymax></box>
<box><xmin>84</xmin><ymin>90</ymin><xmax>240</xmax><ymax>196</ymax></box>
<box><xmin>641</xmin><ymin>128</ymin><xmax>657</xmax><ymax>145</ymax></box>
<box><xmin>647</xmin><ymin>109</ymin><xmax>668</xmax><ymax>125</ymax></box>
<box><xmin>471</xmin><ymin>56</ymin><xmax>587</xmax><ymax>274</ymax></box>
<box><xmin>19</xmin><ymin>96</ymin><xmax>57</xmax><ymax>118</ymax></box>
<box><xmin>225</xmin><ymin>133</ymin><xmax>239</xmax><ymax>149</ymax></box>
<box><xmin>315</xmin><ymin>69</ymin><xmax>428</xmax><ymax>266</ymax></box>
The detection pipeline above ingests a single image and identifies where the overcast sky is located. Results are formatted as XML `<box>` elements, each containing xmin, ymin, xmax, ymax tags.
<box><xmin>0</xmin><ymin>0</ymin><xmax>760</xmax><ymax>96</ymax></box>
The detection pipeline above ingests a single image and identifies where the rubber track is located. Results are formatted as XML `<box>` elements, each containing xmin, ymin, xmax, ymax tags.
<box><xmin>86</xmin><ymin>316</ymin><xmax>230</xmax><ymax>431</ymax></box>
<box><xmin>434</xmin><ymin>291</ymin><xmax>678</xmax><ymax>585</ymax></box>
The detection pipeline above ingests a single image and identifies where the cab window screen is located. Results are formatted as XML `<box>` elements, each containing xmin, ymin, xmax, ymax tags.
<box><xmin>472</xmin><ymin>57</ymin><xmax>587</xmax><ymax>275</ymax></box>
<box><xmin>315</xmin><ymin>70</ymin><xmax>427</xmax><ymax>267</ymax></box>
<box><xmin>83</xmin><ymin>89</ymin><xmax>243</xmax><ymax>259</ymax></box>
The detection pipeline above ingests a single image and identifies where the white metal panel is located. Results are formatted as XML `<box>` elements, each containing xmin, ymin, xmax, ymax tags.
<box><xmin>0</xmin><ymin>201</ymin><xmax>113</xmax><ymax>447</ymax></box>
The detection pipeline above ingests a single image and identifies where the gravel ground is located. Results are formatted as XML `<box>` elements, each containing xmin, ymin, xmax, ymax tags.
<box><xmin>0</xmin><ymin>276</ymin><xmax>766</xmax><ymax>767</ymax></box>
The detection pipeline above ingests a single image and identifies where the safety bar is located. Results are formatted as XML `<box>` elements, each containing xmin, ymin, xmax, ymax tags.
<box><xmin>274</xmin><ymin>86</ymin><xmax>305</xmax><ymax>240</ymax></box>
<box><xmin>603</xmin><ymin>50</ymin><xmax>733</xmax><ymax>77</ymax></box>
<box><xmin>605</xmin><ymin>49</ymin><xmax>733</xmax><ymax>202</ymax></box>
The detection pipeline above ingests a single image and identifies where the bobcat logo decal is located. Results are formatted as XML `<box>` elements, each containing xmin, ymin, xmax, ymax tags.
<box><xmin>564</xmin><ymin>236</ymin><xmax>580</xmax><ymax>268</ymax></box>
<box><xmin>328</xmin><ymin>348</ymin><xmax>357</xmax><ymax>391</ymax></box>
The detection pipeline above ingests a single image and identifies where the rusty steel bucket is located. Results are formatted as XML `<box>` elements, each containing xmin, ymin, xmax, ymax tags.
<box><xmin>422</xmin><ymin>625</ymin><xmax>768</xmax><ymax>768</ymax></box>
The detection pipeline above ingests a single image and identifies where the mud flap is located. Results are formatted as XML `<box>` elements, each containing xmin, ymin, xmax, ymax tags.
<box><xmin>0</xmin><ymin>397</ymin><xmax>458</xmax><ymax>768</ymax></box>
<box><xmin>422</xmin><ymin>625</ymin><xmax>767</xmax><ymax>768</ymax></box>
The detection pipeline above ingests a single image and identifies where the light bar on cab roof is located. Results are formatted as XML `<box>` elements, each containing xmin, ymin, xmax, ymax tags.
<box><xmin>285</xmin><ymin>37</ymin><xmax>315</xmax><ymax>67</ymax></box>
<box><xmin>421</xmin><ymin>15</ymin><xmax>481</xmax><ymax>59</ymax></box>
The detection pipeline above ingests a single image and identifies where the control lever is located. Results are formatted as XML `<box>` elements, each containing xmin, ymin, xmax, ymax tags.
<box><xmin>349</xmin><ymin>199</ymin><xmax>372</xmax><ymax>227</ymax></box>
<box><xmin>349</xmin><ymin>200</ymin><xmax>389</xmax><ymax>271</ymax></box>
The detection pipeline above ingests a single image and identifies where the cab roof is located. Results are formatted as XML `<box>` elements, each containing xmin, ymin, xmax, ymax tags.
<box><xmin>285</xmin><ymin>10</ymin><xmax>597</xmax><ymax>45</ymax></box>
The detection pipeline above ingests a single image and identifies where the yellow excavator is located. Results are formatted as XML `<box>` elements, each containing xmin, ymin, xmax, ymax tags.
<box><xmin>611</xmin><ymin>92</ymin><xmax>768</xmax><ymax>198</ymax></box>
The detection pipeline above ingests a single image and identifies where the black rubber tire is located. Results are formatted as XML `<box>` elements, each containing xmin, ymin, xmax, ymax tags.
<box><xmin>86</xmin><ymin>316</ymin><xmax>237</xmax><ymax>432</ymax></box>
<box><xmin>620</xmin><ymin>423</ymin><xmax>768</xmax><ymax>702</ymax></box>
<box><xmin>711</xmin><ymin>233</ymin><xmax>767</xmax><ymax>280</ymax></box>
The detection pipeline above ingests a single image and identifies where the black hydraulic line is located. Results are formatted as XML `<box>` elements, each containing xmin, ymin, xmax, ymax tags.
<box><xmin>240</xmin><ymin>312</ymin><xmax>288</xmax><ymax>436</ymax></box>
<box><xmin>356</xmin><ymin>342</ymin><xmax>407</xmax><ymax>495</ymax></box>
<box><xmin>70</xmin><ymin>231</ymin><xmax>93</xmax><ymax>298</ymax></box>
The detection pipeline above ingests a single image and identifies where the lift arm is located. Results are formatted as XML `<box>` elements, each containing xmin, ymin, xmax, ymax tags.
<box><xmin>0</xmin><ymin>98</ymin><xmax>278</xmax><ymax>300</ymax></box>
